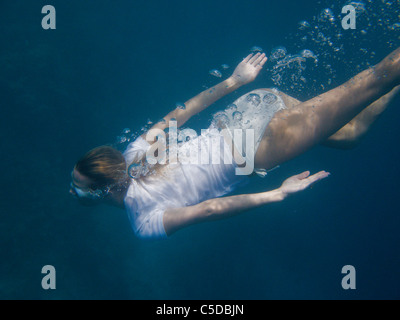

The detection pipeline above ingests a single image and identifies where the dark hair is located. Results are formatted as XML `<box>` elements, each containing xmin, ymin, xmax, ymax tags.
<box><xmin>75</xmin><ymin>146</ymin><xmax>128</xmax><ymax>191</ymax></box>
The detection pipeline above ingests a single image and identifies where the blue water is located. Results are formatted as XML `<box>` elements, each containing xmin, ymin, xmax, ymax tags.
<box><xmin>1</xmin><ymin>0</ymin><xmax>400</xmax><ymax>299</ymax></box>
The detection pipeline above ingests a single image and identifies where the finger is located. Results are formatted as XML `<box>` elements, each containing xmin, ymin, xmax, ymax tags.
<box><xmin>256</xmin><ymin>57</ymin><xmax>268</xmax><ymax>70</ymax></box>
<box><xmin>305</xmin><ymin>171</ymin><xmax>330</xmax><ymax>185</ymax></box>
<box><xmin>249</xmin><ymin>52</ymin><xmax>261</xmax><ymax>64</ymax></box>
<box><xmin>294</xmin><ymin>171</ymin><xmax>310</xmax><ymax>180</ymax></box>
<box><xmin>258</xmin><ymin>56</ymin><xmax>268</xmax><ymax>68</ymax></box>
<box><xmin>254</xmin><ymin>53</ymin><xmax>266</xmax><ymax>65</ymax></box>
<box><xmin>243</xmin><ymin>54</ymin><xmax>253</xmax><ymax>63</ymax></box>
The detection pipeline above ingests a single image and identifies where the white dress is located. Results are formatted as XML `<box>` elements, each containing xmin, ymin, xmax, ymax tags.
<box><xmin>123</xmin><ymin>89</ymin><xmax>286</xmax><ymax>239</ymax></box>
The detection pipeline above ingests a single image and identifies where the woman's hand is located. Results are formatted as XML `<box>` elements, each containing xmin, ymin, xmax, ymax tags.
<box><xmin>279</xmin><ymin>171</ymin><xmax>330</xmax><ymax>198</ymax></box>
<box><xmin>231</xmin><ymin>52</ymin><xmax>268</xmax><ymax>86</ymax></box>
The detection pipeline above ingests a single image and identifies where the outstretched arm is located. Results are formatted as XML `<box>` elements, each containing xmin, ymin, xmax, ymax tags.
<box><xmin>146</xmin><ymin>53</ymin><xmax>268</xmax><ymax>133</ymax></box>
<box><xmin>163</xmin><ymin>170</ymin><xmax>330</xmax><ymax>236</ymax></box>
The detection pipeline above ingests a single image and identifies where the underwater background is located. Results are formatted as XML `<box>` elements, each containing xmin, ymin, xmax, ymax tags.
<box><xmin>1</xmin><ymin>0</ymin><xmax>399</xmax><ymax>299</ymax></box>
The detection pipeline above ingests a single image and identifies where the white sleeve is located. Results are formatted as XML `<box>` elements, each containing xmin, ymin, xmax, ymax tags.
<box><xmin>123</xmin><ymin>136</ymin><xmax>151</xmax><ymax>166</ymax></box>
<box><xmin>136</xmin><ymin>207</ymin><xmax>168</xmax><ymax>240</ymax></box>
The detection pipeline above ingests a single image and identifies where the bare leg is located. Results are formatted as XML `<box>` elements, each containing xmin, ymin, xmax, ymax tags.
<box><xmin>272</xmin><ymin>86</ymin><xmax>400</xmax><ymax>150</ymax></box>
<box><xmin>255</xmin><ymin>48</ymin><xmax>400</xmax><ymax>170</ymax></box>
<box><xmin>323</xmin><ymin>86</ymin><xmax>400</xmax><ymax>149</ymax></box>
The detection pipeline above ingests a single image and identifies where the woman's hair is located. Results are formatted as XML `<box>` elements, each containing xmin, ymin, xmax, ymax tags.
<box><xmin>75</xmin><ymin>146</ymin><xmax>129</xmax><ymax>191</ymax></box>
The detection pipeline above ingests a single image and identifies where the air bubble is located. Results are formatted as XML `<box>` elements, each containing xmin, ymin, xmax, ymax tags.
<box><xmin>246</xmin><ymin>93</ymin><xmax>261</xmax><ymax>106</ymax></box>
<box><xmin>298</xmin><ymin>20</ymin><xmax>311</xmax><ymax>30</ymax></box>
<box><xmin>320</xmin><ymin>8</ymin><xmax>335</xmax><ymax>22</ymax></box>
<box><xmin>116</xmin><ymin>135</ymin><xmax>127</xmax><ymax>144</ymax></box>
<box><xmin>300</xmin><ymin>49</ymin><xmax>317</xmax><ymax>60</ymax></box>
<box><xmin>347</xmin><ymin>1</ymin><xmax>367</xmax><ymax>15</ymax></box>
<box><xmin>226</xmin><ymin>103</ymin><xmax>237</xmax><ymax>112</ymax></box>
<box><xmin>128</xmin><ymin>163</ymin><xmax>141</xmax><ymax>179</ymax></box>
<box><xmin>390</xmin><ymin>23</ymin><xmax>400</xmax><ymax>30</ymax></box>
<box><xmin>232</xmin><ymin>111</ymin><xmax>243</xmax><ymax>121</ymax></box>
<box><xmin>270</xmin><ymin>46</ymin><xmax>287</xmax><ymax>61</ymax></box>
<box><xmin>209</xmin><ymin>69</ymin><xmax>222</xmax><ymax>78</ymax></box>
<box><xmin>263</xmin><ymin>93</ymin><xmax>278</xmax><ymax>105</ymax></box>
<box><xmin>176</xmin><ymin>102</ymin><xmax>186</xmax><ymax>110</ymax></box>
<box><xmin>251</xmin><ymin>46</ymin><xmax>263</xmax><ymax>52</ymax></box>
<box><xmin>211</xmin><ymin>111</ymin><xmax>230</xmax><ymax>129</ymax></box>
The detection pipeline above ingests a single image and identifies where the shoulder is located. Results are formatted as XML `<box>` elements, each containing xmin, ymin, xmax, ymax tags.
<box><xmin>123</xmin><ymin>135</ymin><xmax>151</xmax><ymax>165</ymax></box>
<box><xmin>124</xmin><ymin>135</ymin><xmax>150</xmax><ymax>154</ymax></box>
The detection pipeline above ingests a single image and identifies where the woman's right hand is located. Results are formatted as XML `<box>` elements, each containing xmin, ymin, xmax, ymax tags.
<box><xmin>279</xmin><ymin>171</ymin><xmax>330</xmax><ymax>198</ymax></box>
<box><xmin>230</xmin><ymin>52</ymin><xmax>268</xmax><ymax>86</ymax></box>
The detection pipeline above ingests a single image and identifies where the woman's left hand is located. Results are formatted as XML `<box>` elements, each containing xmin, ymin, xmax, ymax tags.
<box><xmin>231</xmin><ymin>52</ymin><xmax>268</xmax><ymax>86</ymax></box>
<box><xmin>279</xmin><ymin>171</ymin><xmax>330</xmax><ymax>198</ymax></box>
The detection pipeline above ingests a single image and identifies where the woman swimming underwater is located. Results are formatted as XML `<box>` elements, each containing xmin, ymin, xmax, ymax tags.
<box><xmin>70</xmin><ymin>48</ymin><xmax>400</xmax><ymax>239</ymax></box>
